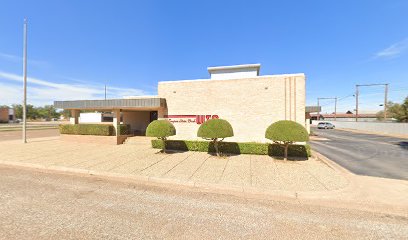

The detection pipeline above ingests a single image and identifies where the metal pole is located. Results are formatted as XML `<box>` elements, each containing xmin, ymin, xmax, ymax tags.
<box><xmin>22</xmin><ymin>18</ymin><xmax>28</xmax><ymax>143</ymax></box>
<box><xmin>317</xmin><ymin>98</ymin><xmax>320</xmax><ymax>121</ymax></box>
<box><xmin>104</xmin><ymin>84</ymin><xmax>107</xmax><ymax>100</ymax></box>
<box><xmin>384</xmin><ymin>84</ymin><xmax>388</xmax><ymax>121</ymax></box>
<box><xmin>355</xmin><ymin>85</ymin><xmax>359</xmax><ymax>122</ymax></box>
<box><xmin>334</xmin><ymin>97</ymin><xmax>337</xmax><ymax>121</ymax></box>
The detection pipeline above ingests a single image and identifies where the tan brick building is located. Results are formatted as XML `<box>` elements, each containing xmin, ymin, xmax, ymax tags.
<box><xmin>0</xmin><ymin>107</ymin><xmax>14</xmax><ymax>123</ymax></box>
<box><xmin>159</xmin><ymin>64</ymin><xmax>305</xmax><ymax>142</ymax></box>
<box><xmin>55</xmin><ymin>64</ymin><xmax>306</xmax><ymax>143</ymax></box>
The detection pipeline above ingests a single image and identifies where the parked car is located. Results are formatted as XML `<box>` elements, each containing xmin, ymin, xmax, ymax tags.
<box><xmin>317</xmin><ymin>122</ymin><xmax>335</xmax><ymax>129</ymax></box>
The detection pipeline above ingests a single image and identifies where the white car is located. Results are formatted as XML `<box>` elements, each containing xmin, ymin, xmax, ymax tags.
<box><xmin>317</xmin><ymin>122</ymin><xmax>335</xmax><ymax>129</ymax></box>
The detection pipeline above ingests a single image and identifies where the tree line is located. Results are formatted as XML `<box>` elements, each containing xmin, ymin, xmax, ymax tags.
<box><xmin>1</xmin><ymin>104</ymin><xmax>70</xmax><ymax>120</ymax></box>
<box><xmin>376</xmin><ymin>96</ymin><xmax>408</xmax><ymax>122</ymax></box>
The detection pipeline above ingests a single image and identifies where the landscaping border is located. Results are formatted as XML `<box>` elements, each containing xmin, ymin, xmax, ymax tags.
<box><xmin>151</xmin><ymin>139</ymin><xmax>311</xmax><ymax>157</ymax></box>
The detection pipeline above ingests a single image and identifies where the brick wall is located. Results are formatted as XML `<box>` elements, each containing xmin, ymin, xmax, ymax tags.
<box><xmin>158</xmin><ymin>74</ymin><xmax>306</xmax><ymax>142</ymax></box>
<box><xmin>0</xmin><ymin>108</ymin><xmax>9</xmax><ymax>123</ymax></box>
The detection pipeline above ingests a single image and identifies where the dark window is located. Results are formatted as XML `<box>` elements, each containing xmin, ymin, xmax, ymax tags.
<box><xmin>150</xmin><ymin>111</ymin><xmax>158</xmax><ymax>122</ymax></box>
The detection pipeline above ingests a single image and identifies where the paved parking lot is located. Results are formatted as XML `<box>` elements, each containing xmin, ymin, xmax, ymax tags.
<box><xmin>310</xmin><ymin>127</ymin><xmax>408</xmax><ymax>180</ymax></box>
<box><xmin>0</xmin><ymin>137</ymin><xmax>348</xmax><ymax>193</ymax></box>
<box><xmin>0</xmin><ymin>129</ymin><xmax>59</xmax><ymax>142</ymax></box>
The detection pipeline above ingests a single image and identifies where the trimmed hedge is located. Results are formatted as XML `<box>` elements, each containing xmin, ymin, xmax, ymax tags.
<box><xmin>146</xmin><ymin>120</ymin><xmax>176</xmax><ymax>139</ymax></box>
<box><xmin>197</xmin><ymin>119</ymin><xmax>234</xmax><ymax>139</ymax></box>
<box><xmin>151</xmin><ymin>139</ymin><xmax>311</xmax><ymax>158</ymax></box>
<box><xmin>59</xmin><ymin>124</ymin><xmax>130</xmax><ymax>136</ymax></box>
<box><xmin>265</xmin><ymin>120</ymin><xmax>309</xmax><ymax>142</ymax></box>
<box><xmin>118</xmin><ymin>124</ymin><xmax>131</xmax><ymax>135</ymax></box>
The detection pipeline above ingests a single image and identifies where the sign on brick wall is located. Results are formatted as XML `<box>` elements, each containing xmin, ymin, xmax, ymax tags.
<box><xmin>164</xmin><ymin>115</ymin><xmax>219</xmax><ymax>124</ymax></box>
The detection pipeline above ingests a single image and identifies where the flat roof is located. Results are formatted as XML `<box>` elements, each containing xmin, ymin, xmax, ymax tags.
<box><xmin>207</xmin><ymin>64</ymin><xmax>261</xmax><ymax>75</ymax></box>
<box><xmin>158</xmin><ymin>73</ymin><xmax>305</xmax><ymax>84</ymax></box>
<box><xmin>54</xmin><ymin>97</ymin><xmax>166</xmax><ymax>110</ymax></box>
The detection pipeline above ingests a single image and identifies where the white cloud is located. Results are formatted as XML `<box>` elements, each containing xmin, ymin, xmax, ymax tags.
<box><xmin>0</xmin><ymin>52</ymin><xmax>49</xmax><ymax>67</ymax></box>
<box><xmin>375</xmin><ymin>38</ymin><xmax>408</xmax><ymax>59</ymax></box>
<box><xmin>0</xmin><ymin>70</ymin><xmax>149</xmax><ymax>107</ymax></box>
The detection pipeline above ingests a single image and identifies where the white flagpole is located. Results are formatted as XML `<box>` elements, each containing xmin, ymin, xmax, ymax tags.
<box><xmin>22</xmin><ymin>18</ymin><xmax>28</xmax><ymax>143</ymax></box>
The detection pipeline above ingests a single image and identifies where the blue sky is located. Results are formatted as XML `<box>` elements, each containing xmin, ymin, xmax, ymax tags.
<box><xmin>0</xmin><ymin>0</ymin><xmax>407</xmax><ymax>113</ymax></box>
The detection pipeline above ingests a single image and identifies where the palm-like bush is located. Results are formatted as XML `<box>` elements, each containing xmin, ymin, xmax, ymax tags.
<box><xmin>197</xmin><ymin>119</ymin><xmax>233</xmax><ymax>156</ymax></box>
<box><xmin>265</xmin><ymin>120</ymin><xmax>309</xmax><ymax>160</ymax></box>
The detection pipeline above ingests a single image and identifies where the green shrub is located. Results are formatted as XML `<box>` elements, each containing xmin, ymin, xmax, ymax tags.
<box><xmin>151</xmin><ymin>139</ymin><xmax>310</xmax><ymax>158</ymax></box>
<box><xmin>146</xmin><ymin>120</ymin><xmax>176</xmax><ymax>152</ymax></box>
<box><xmin>265</xmin><ymin>120</ymin><xmax>309</xmax><ymax>142</ymax></box>
<box><xmin>265</xmin><ymin>120</ymin><xmax>309</xmax><ymax>160</ymax></box>
<box><xmin>118</xmin><ymin>124</ymin><xmax>131</xmax><ymax>135</ymax></box>
<box><xmin>146</xmin><ymin>120</ymin><xmax>176</xmax><ymax>139</ymax></box>
<box><xmin>197</xmin><ymin>119</ymin><xmax>234</xmax><ymax>156</ymax></box>
<box><xmin>59</xmin><ymin>124</ymin><xmax>115</xmax><ymax>136</ymax></box>
<box><xmin>59</xmin><ymin>124</ymin><xmax>129</xmax><ymax>136</ymax></box>
<box><xmin>197</xmin><ymin>119</ymin><xmax>234</xmax><ymax>139</ymax></box>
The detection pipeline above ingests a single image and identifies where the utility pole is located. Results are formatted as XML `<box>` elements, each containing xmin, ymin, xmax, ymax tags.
<box><xmin>317</xmin><ymin>97</ymin><xmax>337</xmax><ymax>121</ymax></box>
<box><xmin>355</xmin><ymin>83</ymin><xmax>389</xmax><ymax>122</ymax></box>
<box><xmin>104</xmin><ymin>84</ymin><xmax>107</xmax><ymax>100</ymax></box>
<box><xmin>317</xmin><ymin>98</ymin><xmax>320</xmax><ymax>121</ymax></box>
<box><xmin>334</xmin><ymin>97</ymin><xmax>337</xmax><ymax>121</ymax></box>
<box><xmin>22</xmin><ymin>18</ymin><xmax>28</xmax><ymax>143</ymax></box>
<box><xmin>355</xmin><ymin>85</ymin><xmax>359</xmax><ymax>122</ymax></box>
<box><xmin>384</xmin><ymin>84</ymin><xmax>388</xmax><ymax>121</ymax></box>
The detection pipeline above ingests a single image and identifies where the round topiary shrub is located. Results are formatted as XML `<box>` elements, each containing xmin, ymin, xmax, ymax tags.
<box><xmin>146</xmin><ymin>120</ymin><xmax>176</xmax><ymax>152</ymax></box>
<box><xmin>265</xmin><ymin>120</ymin><xmax>309</xmax><ymax>160</ymax></box>
<box><xmin>197</xmin><ymin>119</ymin><xmax>234</xmax><ymax>156</ymax></box>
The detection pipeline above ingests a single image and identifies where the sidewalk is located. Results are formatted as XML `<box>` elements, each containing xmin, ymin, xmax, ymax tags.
<box><xmin>1</xmin><ymin>137</ymin><xmax>407</xmax><ymax>216</ymax></box>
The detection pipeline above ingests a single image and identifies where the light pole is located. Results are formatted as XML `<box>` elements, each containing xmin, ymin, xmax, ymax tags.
<box><xmin>22</xmin><ymin>18</ymin><xmax>28</xmax><ymax>143</ymax></box>
<box><xmin>317</xmin><ymin>97</ymin><xmax>338</xmax><ymax>121</ymax></box>
<box><xmin>104</xmin><ymin>84</ymin><xmax>107</xmax><ymax>100</ymax></box>
<box><xmin>355</xmin><ymin>83</ymin><xmax>389</xmax><ymax>122</ymax></box>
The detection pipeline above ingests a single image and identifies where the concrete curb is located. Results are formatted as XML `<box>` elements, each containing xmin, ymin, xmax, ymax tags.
<box><xmin>307</xmin><ymin>150</ymin><xmax>356</xmax><ymax>196</ymax></box>
<box><xmin>311</xmin><ymin>150</ymin><xmax>353</xmax><ymax>177</ymax></box>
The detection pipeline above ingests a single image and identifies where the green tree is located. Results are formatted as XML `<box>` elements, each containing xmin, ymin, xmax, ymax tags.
<box><xmin>37</xmin><ymin>105</ymin><xmax>60</xmax><ymax>119</ymax></box>
<box><xmin>10</xmin><ymin>104</ymin><xmax>61</xmax><ymax>120</ymax></box>
<box><xmin>265</xmin><ymin>120</ymin><xmax>309</xmax><ymax>161</ymax></box>
<box><xmin>11</xmin><ymin>104</ymin><xmax>23</xmax><ymax>119</ymax></box>
<box><xmin>376</xmin><ymin>96</ymin><xmax>408</xmax><ymax>122</ymax></box>
<box><xmin>62</xmin><ymin>109</ymin><xmax>72</xmax><ymax>119</ymax></box>
<box><xmin>12</xmin><ymin>104</ymin><xmax>36</xmax><ymax>119</ymax></box>
<box><xmin>146</xmin><ymin>120</ymin><xmax>176</xmax><ymax>153</ymax></box>
<box><xmin>26</xmin><ymin>105</ymin><xmax>38</xmax><ymax>119</ymax></box>
<box><xmin>197</xmin><ymin>119</ymin><xmax>234</xmax><ymax>157</ymax></box>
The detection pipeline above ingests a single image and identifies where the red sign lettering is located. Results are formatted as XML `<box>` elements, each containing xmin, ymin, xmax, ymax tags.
<box><xmin>164</xmin><ymin>115</ymin><xmax>219</xmax><ymax>125</ymax></box>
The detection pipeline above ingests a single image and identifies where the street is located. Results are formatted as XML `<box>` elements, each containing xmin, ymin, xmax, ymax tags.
<box><xmin>0</xmin><ymin>165</ymin><xmax>407</xmax><ymax>239</ymax></box>
<box><xmin>0</xmin><ymin>129</ymin><xmax>59</xmax><ymax>142</ymax></box>
<box><xmin>310</xmin><ymin>127</ymin><xmax>408</xmax><ymax>180</ymax></box>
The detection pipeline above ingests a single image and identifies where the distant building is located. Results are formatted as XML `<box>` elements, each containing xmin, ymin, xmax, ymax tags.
<box><xmin>310</xmin><ymin>112</ymin><xmax>378</xmax><ymax>122</ymax></box>
<box><xmin>0</xmin><ymin>107</ymin><xmax>15</xmax><ymax>123</ymax></box>
<box><xmin>78</xmin><ymin>112</ymin><xmax>114</xmax><ymax>123</ymax></box>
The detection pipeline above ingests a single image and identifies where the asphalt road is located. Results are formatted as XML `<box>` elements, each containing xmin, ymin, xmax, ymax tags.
<box><xmin>0</xmin><ymin>128</ymin><xmax>59</xmax><ymax>142</ymax></box>
<box><xmin>310</xmin><ymin>127</ymin><xmax>408</xmax><ymax>180</ymax></box>
<box><xmin>0</xmin><ymin>165</ymin><xmax>407</xmax><ymax>239</ymax></box>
